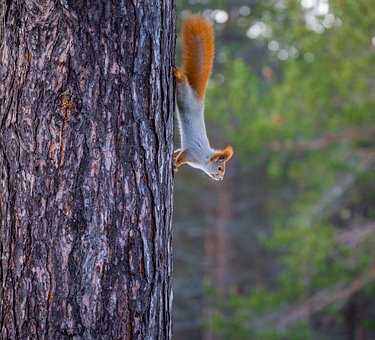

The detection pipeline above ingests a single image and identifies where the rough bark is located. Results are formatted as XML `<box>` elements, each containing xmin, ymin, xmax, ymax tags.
<box><xmin>0</xmin><ymin>1</ymin><xmax>175</xmax><ymax>339</ymax></box>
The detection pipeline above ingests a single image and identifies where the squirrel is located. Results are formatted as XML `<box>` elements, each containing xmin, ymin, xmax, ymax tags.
<box><xmin>174</xmin><ymin>15</ymin><xmax>233</xmax><ymax>181</ymax></box>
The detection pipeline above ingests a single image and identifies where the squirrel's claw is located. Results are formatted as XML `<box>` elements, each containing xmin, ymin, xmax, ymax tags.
<box><xmin>173</xmin><ymin>67</ymin><xmax>188</xmax><ymax>83</ymax></box>
<box><xmin>173</xmin><ymin>149</ymin><xmax>181</xmax><ymax>173</ymax></box>
<box><xmin>173</xmin><ymin>162</ymin><xmax>179</xmax><ymax>173</ymax></box>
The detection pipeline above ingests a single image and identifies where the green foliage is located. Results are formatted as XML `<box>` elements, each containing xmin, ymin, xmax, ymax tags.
<box><xmin>178</xmin><ymin>0</ymin><xmax>375</xmax><ymax>338</ymax></box>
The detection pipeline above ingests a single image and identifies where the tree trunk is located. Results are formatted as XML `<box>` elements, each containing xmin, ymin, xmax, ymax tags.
<box><xmin>0</xmin><ymin>1</ymin><xmax>175</xmax><ymax>339</ymax></box>
<box><xmin>203</xmin><ymin>179</ymin><xmax>233</xmax><ymax>340</ymax></box>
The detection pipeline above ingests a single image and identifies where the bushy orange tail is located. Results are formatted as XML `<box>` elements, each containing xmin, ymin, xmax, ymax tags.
<box><xmin>181</xmin><ymin>16</ymin><xmax>214</xmax><ymax>100</ymax></box>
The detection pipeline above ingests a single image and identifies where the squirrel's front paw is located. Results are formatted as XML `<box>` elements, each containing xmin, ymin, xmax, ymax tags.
<box><xmin>173</xmin><ymin>149</ymin><xmax>181</xmax><ymax>173</ymax></box>
<box><xmin>173</xmin><ymin>67</ymin><xmax>188</xmax><ymax>83</ymax></box>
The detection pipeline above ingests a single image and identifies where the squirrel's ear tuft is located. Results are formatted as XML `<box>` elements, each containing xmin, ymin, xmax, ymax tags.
<box><xmin>210</xmin><ymin>145</ymin><xmax>234</xmax><ymax>162</ymax></box>
<box><xmin>221</xmin><ymin>145</ymin><xmax>234</xmax><ymax>161</ymax></box>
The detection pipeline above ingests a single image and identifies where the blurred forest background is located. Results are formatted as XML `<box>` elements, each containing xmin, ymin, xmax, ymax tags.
<box><xmin>173</xmin><ymin>1</ymin><xmax>375</xmax><ymax>339</ymax></box>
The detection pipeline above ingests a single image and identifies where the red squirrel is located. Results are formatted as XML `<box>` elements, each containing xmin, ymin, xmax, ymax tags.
<box><xmin>174</xmin><ymin>15</ymin><xmax>234</xmax><ymax>181</ymax></box>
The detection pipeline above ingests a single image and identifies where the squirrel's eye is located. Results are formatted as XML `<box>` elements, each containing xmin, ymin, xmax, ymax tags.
<box><xmin>218</xmin><ymin>166</ymin><xmax>223</xmax><ymax>172</ymax></box>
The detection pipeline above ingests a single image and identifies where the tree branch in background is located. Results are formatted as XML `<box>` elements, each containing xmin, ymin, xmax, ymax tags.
<box><xmin>270</xmin><ymin>127</ymin><xmax>375</xmax><ymax>152</ymax></box>
<box><xmin>311</xmin><ymin>150</ymin><xmax>375</xmax><ymax>219</ymax></box>
<box><xmin>253</xmin><ymin>265</ymin><xmax>375</xmax><ymax>331</ymax></box>
<box><xmin>252</xmin><ymin>221</ymin><xmax>375</xmax><ymax>331</ymax></box>
<box><xmin>336</xmin><ymin>221</ymin><xmax>375</xmax><ymax>248</ymax></box>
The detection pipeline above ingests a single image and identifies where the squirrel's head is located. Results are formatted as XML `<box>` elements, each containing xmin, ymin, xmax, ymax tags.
<box><xmin>204</xmin><ymin>145</ymin><xmax>234</xmax><ymax>181</ymax></box>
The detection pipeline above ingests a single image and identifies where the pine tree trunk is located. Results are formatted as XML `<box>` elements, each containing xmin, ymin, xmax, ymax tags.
<box><xmin>204</xmin><ymin>179</ymin><xmax>233</xmax><ymax>340</ymax></box>
<box><xmin>0</xmin><ymin>1</ymin><xmax>175</xmax><ymax>339</ymax></box>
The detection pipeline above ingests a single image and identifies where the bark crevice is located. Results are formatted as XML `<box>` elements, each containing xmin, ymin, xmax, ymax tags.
<box><xmin>0</xmin><ymin>1</ymin><xmax>175</xmax><ymax>339</ymax></box>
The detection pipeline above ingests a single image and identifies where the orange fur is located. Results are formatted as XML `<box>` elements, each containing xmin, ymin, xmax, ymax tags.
<box><xmin>210</xmin><ymin>145</ymin><xmax>234</xmax><ymax>162</ymax></box>
<box><xmin>174</xmin><ymin>67</ymin><xmax>188</xmax><ymax>83</ymax></box>
<box><xmin>181</xmin><ymin>16</ymin><xmax>214</xmax><ymax>100</ymax></box>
